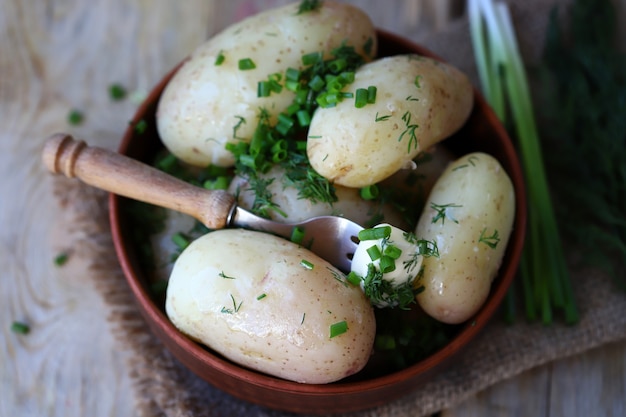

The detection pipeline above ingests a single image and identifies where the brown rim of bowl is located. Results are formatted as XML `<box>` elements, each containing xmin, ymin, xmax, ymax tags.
<box><xmin>109</xmin><ymin>28</ymin><xmax>527</xmax><ymax>412</ymax></box>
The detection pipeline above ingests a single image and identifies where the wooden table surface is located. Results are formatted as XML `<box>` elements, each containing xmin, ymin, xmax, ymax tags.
<box><xmin>2</xmin><ymin>1</ymin><xmax>624</xmax><ymax>416</ymax></box>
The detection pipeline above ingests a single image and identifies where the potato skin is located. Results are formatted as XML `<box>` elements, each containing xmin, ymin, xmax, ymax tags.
<box><xmin>307</xmin><ymin>55</ymin><xmax>473</xmax><ymax>187</ymax></box>
<box><xmin>165</xmin><ymin>229</ymin><xmax>376</xmax><ymax>384</ymax></box>
<box><xmin>414</xmin><ymin>152</ymin><xmax>515</xmax><ymax>324</ymax></box>
<box><xmin>156</xmin><ymin>1</ymin><xmax>376</xmax><ymax>167</ymax></box>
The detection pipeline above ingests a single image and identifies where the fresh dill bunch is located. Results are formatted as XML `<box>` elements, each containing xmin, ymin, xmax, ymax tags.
<box><xmin>537</xmin><ymin>0</ymin><xmax>626</xmax><ymax>289</ymax></box>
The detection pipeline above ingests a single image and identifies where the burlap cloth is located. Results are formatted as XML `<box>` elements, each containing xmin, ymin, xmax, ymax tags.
<box><xmin>57</xmin><ymin>0</ymin><xmax>626</xmax><ymax>416</ymax></box>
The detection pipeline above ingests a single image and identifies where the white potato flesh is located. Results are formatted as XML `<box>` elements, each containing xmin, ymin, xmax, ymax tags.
<box><xmin>165</xmin><ymin>229</ymin><xmax>376</xmax><ymax>384</ymax></box>
<box><xmin>157</xmin><ymin>0</ymin><xmax>376</xmax><ymax>167</ymax></box>
<box><xmin>351</xmin><ymin>223</ymin><xmax>424</xmax><ymax>308</ymax></box>
<box><xmin>228</xmin><ymin>165</ymin><xmax>406</xmax><ymax>227</ymax></box>
<box><xmin>307</xmin><ymin>55</ymin><xmax>473</xmax><ymax>187</ymax></box>
<box><xmin>414</xmin><ymin>152</ymin><xmax>515</xmax><ymax>324</ymax></box>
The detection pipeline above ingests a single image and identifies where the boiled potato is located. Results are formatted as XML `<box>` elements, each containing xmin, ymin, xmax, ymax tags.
<box><xmin>165</xmin><ymin>229</ymin><xmax>376</xmax><ymax>384</ymax></box>
<box><xmin>228</xmin><ymin>165</ymin><xmax>407</xmax><ymax>228</ymax></box>
<box><xmin>414</xmin><ymin>152</ymin><xmax>515</xmax><ymax>324</ymax></box>
<box><xmin>157</xmin><ymin>1</ymin><xmax>376</xmax><ymax>167</ymax></box>
<box><xmin>379</xmin><ymin>144</ymin><xmax>456</xmax><ymax>228</ymax></box>
<box><xmin>307</xmin><ymin>55</ymin><xmax>473</xmax><ymax>187</ymax></box>
<box><xmin>351</xmin><ymin>223</ymin><xmax>427</xmax><ymax>308</ymax></box>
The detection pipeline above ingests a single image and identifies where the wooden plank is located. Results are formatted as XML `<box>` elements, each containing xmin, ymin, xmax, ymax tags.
<box><xmin>442</xmin><ymin>341</ymin><xmax>626</xmax><ymax>417</ymax></box>
<box><xmin>0</xmin><ymin>1</ymin><xmax>214</xmax><ymax>416</ymax></box>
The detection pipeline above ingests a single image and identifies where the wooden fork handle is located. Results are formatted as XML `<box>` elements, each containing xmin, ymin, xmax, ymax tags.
<box><xmin>42</xmin><ymin>133</ymin><xmax>235</xmax><ymax>229</ymax></box>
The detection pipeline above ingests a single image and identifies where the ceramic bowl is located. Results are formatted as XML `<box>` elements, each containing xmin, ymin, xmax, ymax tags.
<box><xmin>109</xmin><ymin>29</ymin><xmax>527</xmax><ymax>414</ymax></box>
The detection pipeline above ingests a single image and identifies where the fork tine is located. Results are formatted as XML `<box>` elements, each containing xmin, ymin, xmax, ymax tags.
<box><xmin>297</xmin><ymin>216</ymin><xmax>362</xmax><ymax>274</ymax></box>
<box><xmin>231</xmin><ymin>207</ymin><xmax>362</xmax><ymax>274</ymax></box>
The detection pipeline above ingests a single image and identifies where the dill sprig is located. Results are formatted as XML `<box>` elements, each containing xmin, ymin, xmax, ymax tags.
<box><xmin>537</xmin><ymin>0</ymin><xmax>626</xmax><ymax>290</ymax></box>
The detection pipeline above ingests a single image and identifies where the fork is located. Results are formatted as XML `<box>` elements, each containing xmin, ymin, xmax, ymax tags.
<box><xmin>42</xmin><ymin>134</ymin><xmax>362</xmax><ymax>273</ymax></box>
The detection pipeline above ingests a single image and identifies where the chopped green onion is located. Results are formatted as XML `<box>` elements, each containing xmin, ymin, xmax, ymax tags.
<box><xmin>172</xmin><ymin>232</ymin><xmax>190</xmax><ymax>250</ymax></box>
<box><xmin>358</xmin><ymin>226</ymin><xmax>392</xmax><ymax>241</ymax></box>
<box><xmin>134</xmin><ymin>119</ymin><xmax>148</xmax><ymax>134</ymax></box>
<box><xmin>238</xmin><ymin>58</ymin><xmax>256</xmax><ymax>70</ymax></box>
<box><xmin>325</xmin><ymin>77</ymin><xmax>344</xmax><ymax>92</ymax></box>
<box><xmin>271</xmin><ymin>139</ymin><xmax>287</xmax><ymax>163</ymax></box>
<box><xmin>271</xmin><ymin>149</ymin><xmax>287</xmax><ymax>162</ymax></box>
<box><xmin>156</xmin><ymin>152</ymin><xmax>178</xmax><ymax>172</ymax></box>
<box><xmin>271</xmin><ymin>140</ymin><xmax>287</xmax><ymax>153</ymax></box>
<box><xmin>285</xmin><ymin>80</ymin><xmax>300</xmax><ymax>92</ymax></box>
<box><xmin>291</xmin><ymin>226</ymin><xmax>305</xmax><ymax>244</ymax></box>
<box><xmin>257</xmin><ymin>81</ymin><xmax>271</xmax><ymax>97</ymax></box>
<box><xmin>285</xmin><ymin>103</ymin><xmax>300</xmax><ymax>116</ymax></box>
<box><xmin>286</xmin><ymin>67</ymin><xmax>300</xmax><ymax>82</ymax></box>
<box><xmin>295</xmin><ymin>89</ymin><xmax>309</xmax><ymax>104</ymax></box>
<box><xmin>239</xmin><ymin>153</ymin><xmax>257</xmax><ymax>170</ymax></box>
<box><xmin>346</xmin><ymin>271</ymin><xmax>362</xmax><ymax>286</ymax></box>
<box><xmin>302</xmin><ymin>51</ymin><xmax>322</xmax><ymax>66</ymax></box>
<box><xmin>11</xmin><ymin>321</ymin><xmax>30</xmax><ymax>334</ymax></box>
<box><xmin>300</xmin><ymin>259</ymin><xmax>314</xmax><ymax>270</ymax></box>
<box><xmin>339</xmin><ymin>71</ymin><xmax>355</xmax><ymax>84</ymax></box>
<box><xmin>316</xmin><ymin>92</ymin><xmax>339</xmax><ymax>108</ymax></box>
<box><xmin>54</xmin><ymin>252</ymin><xmax>69</xmax><ymax>266</ymax></box>
<box><xmin>256</xmin><ymin>293</ymin><xmax>267</xmax><ymax>300</ymax></box>
<box><xmin>309</xmin><ymin>74</ymin><xmax>325</xmax><ymax>91</ymax></box>
<box><xmin>276</xmin><ymin>113</ymin><xmax>294</xmax><ymax>135</ymax></box>
<box><xmin>367</xmin><ymin>85</ymin><xmax>377</xmax><ymax>103</ymax></box>
<box><xmin>384</xmin><ymin>245</ymin><xmax>402</xmax><ymax>260</ymax></box>
<box><xmin>296</xmin><ymin>109</ymin><xmax>311</xmax><ymax>127</ymax></box>
<box><xmin>366</xmin><ymin>245</ymin><xmax>382</xmax><ymax>261</ymax></box>
<box><xmin>354</xmin><ymin>88</ymin><xmax>368</xmax><ymax>108</ymax></box>
<box><xmin>329</xmin><ymin>320</ymin><xmax>348</xmax><ymax>338</ymax></box>
<box><xmin>67</xmin><ymin>109</ymin><xmax>84</xmax><ymax>125</ymax></box>
<box><xmin>257</xmin><ymin>74</ymin><xmax>283</xmax><ymax>96</ymax></box>
<box><xmin>379</xmin><ymin>255</ymin><xmax>396</xmax><ymax>273</ymax></box>
<box><xmin>328</xmin><ymin>58</ymin><xmax>347</xmax><ymax>72</ymax></box>
<box><xmin>360</xmin><ymin>184</ymin><xmax>379</xmax><ymax>200</ymax></box>
<box><xmin>214</xmin><ymin>50</ymin><xmax>225</xmax><ymax>65</ymax></box>
<box><xmin>203</xmin><ymin>176</ymin><xmax>230</xmax><ymax>190</ymax></box>
<box><xmin>109</xmin><ymin>83</ymin><xmax>127</xmax><ymax>100</ymax></box>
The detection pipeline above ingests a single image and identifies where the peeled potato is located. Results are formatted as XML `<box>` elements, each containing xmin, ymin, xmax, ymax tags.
<box><xmin>307</xmin><ymin>55</ymin><xmax>473</xmax><ymax>187</ymax></box>
<box><xmin>414</xmin><ymin>152</ymin><xmax>515</xmax><ymax>324</ymax></box>
<box><xmin>157</xmin><ymin>0</ymin><xmax>376</xmax><ymax>167</ymax></box>
<box><xmin>165</xmin><ymin>229</ymin><xmax>376</xmax><ymax>384</ymax></box>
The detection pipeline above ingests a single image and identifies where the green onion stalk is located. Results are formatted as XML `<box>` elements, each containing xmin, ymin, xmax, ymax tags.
<box><xmin>468</xmin><ymin>0</ymin><xmax>578</xmax><ymax>325</ymax></box>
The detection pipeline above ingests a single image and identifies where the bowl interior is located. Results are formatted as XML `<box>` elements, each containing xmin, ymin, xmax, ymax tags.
<box><xmin>109</xmin><ymin>29</ymin><xmax>526</xmax><ymax>414</ymax></box>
